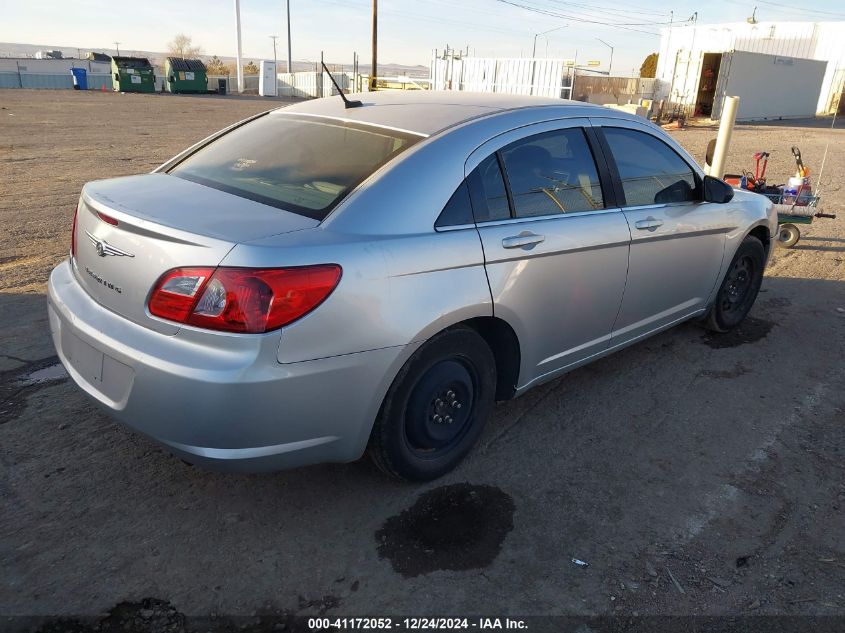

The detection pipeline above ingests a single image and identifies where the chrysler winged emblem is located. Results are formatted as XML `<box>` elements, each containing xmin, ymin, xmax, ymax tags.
<box><xmin>86</xmin><ymin>231</ymin><xmax>134</xmax><ymax>258</ymax></box>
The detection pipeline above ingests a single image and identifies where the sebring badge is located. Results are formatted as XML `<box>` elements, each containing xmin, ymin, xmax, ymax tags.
<box><xmin>85</xmin><ymin>231</ymin><xmax>134</xmax><ymax>258</ymax></box>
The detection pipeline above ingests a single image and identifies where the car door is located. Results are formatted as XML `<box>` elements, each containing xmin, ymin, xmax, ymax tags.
<box><xmin>467</xmin><ymin>120</ymin><xmax>631</xmax><ymax>389</ymax></box>
<box><xmin>593</xmin><ymin>120</ymin><xmax>732</xmax><ymax>346</ymax></box>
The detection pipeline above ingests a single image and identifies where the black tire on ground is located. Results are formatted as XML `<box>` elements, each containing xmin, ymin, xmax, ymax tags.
<box><xmin>703</xmin><ymin>235</ymin><xmax>766</xmax><ymax>333</ymax></box>
<box><xmin>777</xmin><ymin>223</ymin><xmax>801</xmax><ymax>248</ymax></box>
<box><xmin>368</xmin><ymin>326</ymin><xmax>497</xmax><ymax>482</ymax></box>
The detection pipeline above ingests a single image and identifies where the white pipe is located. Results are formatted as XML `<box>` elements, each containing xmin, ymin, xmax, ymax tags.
<box><xmin>234</xmin><ymin>0</ymin><xmax>244</xmax><ymax>93</ymax></box>
<box><xmin>708</xmin><ymin>95</ymin><xmax>739</xmax><ymax>179</ymax></box>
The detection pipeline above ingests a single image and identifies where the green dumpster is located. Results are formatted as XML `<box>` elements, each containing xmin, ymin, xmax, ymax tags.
<box><xmin>111</xmin><ymin>56</ymin><xmax>155</xmax><ymax>93</ymax></box>
<box><xmin>165</xmin><ymin>58</ymin><xmax>207</xmax><ymax>94</ymax></box>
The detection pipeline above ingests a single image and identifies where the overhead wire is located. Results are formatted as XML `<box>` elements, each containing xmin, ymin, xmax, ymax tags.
<box><xmin>492</xmin><ymin>0</ymin><xmax>676</xmax><ymax>35</ymax></box>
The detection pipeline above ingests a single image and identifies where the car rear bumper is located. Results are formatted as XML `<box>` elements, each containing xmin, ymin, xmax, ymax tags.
<box><xmin>47</xmin><ymin>259</ymin><xmax>407</xmax><ymax>472</ymax></box>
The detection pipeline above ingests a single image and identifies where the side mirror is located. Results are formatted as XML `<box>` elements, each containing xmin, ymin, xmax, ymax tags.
<box><xmin>703</xmin><ymin>175</ymin><xmax>734</xmax><ymax>204</ymax></box>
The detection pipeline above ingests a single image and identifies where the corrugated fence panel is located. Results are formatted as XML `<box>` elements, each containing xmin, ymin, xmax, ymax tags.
<box><xmin>276</xmin><ymin>72</ymin><xmax>353</xmax><ymax>98</ymax></box>
<box><xmin>24</xmin><ymin>73</ymin><xmax>72</xmax><ymax>89</ymax></box>
<box><xmin>460</xmin><ymin>59</ymin><xmax>497</xmax><ymax>92</ymax></box>
<box><xmin>0</xmin><ymin>72</ymin><xmax>22</xmax><ymax>88</ymax></box>
<box><xmin>0</xmin><ymin>72</ymin><xmax>113</xmax><ymax>90</ymax></box>
<box><xmin>533</xmin><ymin>60</ymin><xmax>565</xmax><ymax>98</ymax></box>
<box><xmin>435</xmin><ymin>57</ymin><xmax>570</xmax><ymax>97</ymax></box>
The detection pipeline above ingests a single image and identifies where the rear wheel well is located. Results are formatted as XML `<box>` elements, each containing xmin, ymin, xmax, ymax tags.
<box><xmin>459</xmin><ymin>317</ymin><xmax>520</xmax><ymax>401</ymax></box>
<box><xmin>749</xmin><ymin>225</ymin><xmax>770</xmax><ymax>258</ymax></box>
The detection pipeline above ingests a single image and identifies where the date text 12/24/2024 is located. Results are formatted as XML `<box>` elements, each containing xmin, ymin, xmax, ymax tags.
<box><xmin>308</xmin><ymin>618</ymin><xmax>528</xmax><ymax>630</ymax></box>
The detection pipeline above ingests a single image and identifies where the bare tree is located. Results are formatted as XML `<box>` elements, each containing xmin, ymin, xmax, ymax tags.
<box><xmin>167</xmin><ymin>33</ymin><xmax>202</xmax><ymax>59</ymax></box>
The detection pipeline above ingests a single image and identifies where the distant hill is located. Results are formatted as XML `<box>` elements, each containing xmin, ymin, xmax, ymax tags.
<box><xmin>0</xmin><ymin>42</ymin><xmax>429</xmax><ymax>77</ymax></box>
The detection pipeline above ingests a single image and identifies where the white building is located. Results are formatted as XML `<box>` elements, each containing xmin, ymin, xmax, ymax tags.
<box><xmin>655</xmin><ymin>21</ymin><xmax>845</xmax><ymax>119</ymax></box>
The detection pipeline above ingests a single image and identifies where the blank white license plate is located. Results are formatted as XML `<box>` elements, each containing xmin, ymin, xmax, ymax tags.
<box><xmin>63</xmin><ymin>330</ymin><xmax>104</xmax><ymax>386</ymax></box>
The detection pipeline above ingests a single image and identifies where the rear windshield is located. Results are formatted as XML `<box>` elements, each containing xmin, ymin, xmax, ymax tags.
<box><xmin>169</xmin><ymin>113</ymin><xmax>422</xmax><ymax>221</ymax></box>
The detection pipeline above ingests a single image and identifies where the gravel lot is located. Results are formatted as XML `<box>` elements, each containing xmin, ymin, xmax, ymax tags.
<box><xmin>1</xmin><ymin>89</ymin><xmax>844</xmax><ymax>627</ymax></box>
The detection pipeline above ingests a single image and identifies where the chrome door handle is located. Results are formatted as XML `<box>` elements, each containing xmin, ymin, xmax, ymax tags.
<box><xmin>502</xmin><ymin>232</ymin><xmax>545</xmax><ymax>249</ymax></box>
<box><xmin>634</xmin><ymin>218</ymin><xmax>664</xmax><ymax>230</ymax></box>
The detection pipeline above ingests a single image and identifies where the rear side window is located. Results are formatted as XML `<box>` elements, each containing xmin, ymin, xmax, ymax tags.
<box><xmin>169</xmin><ymin>113</ymin><xmax>421</xmax><ymax>221</ymax></box>
<box><xmin>435</xmin><ymin>181</ymin><xmax>474</xmax><ymax>228</ymax></box>
<box><xmin>467</xmin><ymin>154</ymin><xmax>511</xmax><ymax>223</ymax></box>
<box><xmin>602</xmin><ymin>127</ymin><xmax>697</xmax><ymax>206</ymax></box>
<box><xmin>499</xmin><ymin>128</ymin><xmax>605</xmax><ymax>217</ymax></box>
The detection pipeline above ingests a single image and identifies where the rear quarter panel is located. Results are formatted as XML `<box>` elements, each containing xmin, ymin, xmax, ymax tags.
<box><xmin>223</xmin><ymin>227</ymin><xmax>492</xmax><ymax>364</ymax></box>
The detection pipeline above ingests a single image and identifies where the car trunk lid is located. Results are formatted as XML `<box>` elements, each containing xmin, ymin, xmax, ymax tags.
<box><xmin>73</xmin><ymin>173</ymin><xmax>319</xmax><ymax>334</ymax></box>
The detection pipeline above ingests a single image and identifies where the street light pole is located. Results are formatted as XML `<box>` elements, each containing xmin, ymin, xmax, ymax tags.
<box><xmin>596</xmin><ymin>37</ymin><xmax>614</xmax><ymax>76</ymax></box>
<box><xmin>532</xmin><ymin>25</ymin><xmax>568</xmax><ymax>58</ymax></box>
<box><xmin>114</xmin><ymin>41</ymin><xmax>121</xmax><ymax>56</ymax></box>
<box><xmin>269</xmin><ymin>35</ymin><xmax>278</xmax><ymax>70</ymax></box>
<box><xmin>234</xmin><ymin>0</ymin><xmax>244</xmax><ymax>92</ymax></box>
<box><xmin>286</xmin><ymin>0</ymin><xmax>292</xmax><ymax>73</ymax></box>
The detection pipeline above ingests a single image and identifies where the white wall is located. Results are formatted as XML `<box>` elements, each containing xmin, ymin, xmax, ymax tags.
<box><xmin>719</xmin><ymin>51</ymin><xmax>827</xmax><ymax>120</ymax></box>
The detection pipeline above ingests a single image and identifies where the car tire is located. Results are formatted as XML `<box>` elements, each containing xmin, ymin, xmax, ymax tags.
<box><xmin>703</xmin><ymin>235</ymin><xmax>765</xmax><ymax>333</ymax></box>
<box><xmin>368</xmin><ymin>326</ymin><xmax>497</xmax><ymax>482</ymax></box>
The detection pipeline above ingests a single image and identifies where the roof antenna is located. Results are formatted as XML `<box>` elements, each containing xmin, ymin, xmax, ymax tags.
<box><xmin>321</xmin><ymin>60</ymin><xmax>362</xmax><ymax>108</ymax></box>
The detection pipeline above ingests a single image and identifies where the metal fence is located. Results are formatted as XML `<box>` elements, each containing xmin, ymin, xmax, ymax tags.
<box><xmin>0</xmin><ymin>69</ymin><xmax>359</xmax><ymax>98</ymax></box>
<box><xmin>0</xmin><ymin>71</ymin><xmax>112</xmax><ymax>90</ymax></box>
<box><xmin>571</xmin><ymin>77</ymin><xmax>657</xmax><ymax>104</ymax></box>
<box><xmin>277</xmin><ymin>71</ymin><xmax>354</xmax><ymax>98</ymax></box>
<box><xmin>430</xmin><ymin>55</ymin><xmax>574</xmax><ymax>98</ymax></box>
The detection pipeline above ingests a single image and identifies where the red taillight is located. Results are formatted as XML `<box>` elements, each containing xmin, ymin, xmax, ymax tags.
<box><xmin>148</xmin><ymin>265</ymin><xmax>342</xmax><ymax>333</ymax></box>
<box><xmin>70</xmin><ymin>205</ymin><xmax>78</xmax><ymax>259</ymax></box>
<box><xmin>97</xmin><ymin>211</ymin><xmax>119</xmax><ymax>226</ymax></box>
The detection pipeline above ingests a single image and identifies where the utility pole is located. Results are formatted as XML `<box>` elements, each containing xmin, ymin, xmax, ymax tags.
<box><xmin>286</xmin><ymin>0</ymin><xmax>292</xmax><ymax>73</ymax></box>
<box><xmin>660</xmin><ymin>10</ymin><xmax>674</xmax><ymax>79</ymax></box>
<box><xmin>114</xmin><ymin>41</ymin><xmax>121</xmax><ymax>56</ymax></box>
<box><xmin>269</xmin><ymin>35</ymin><xmax>278</xmax><ymax>70</ymax></box>
<box><xmin>596</xmin><ymin>37</ymin><xmax>614</xmax><ymax>76</ymax></box>
<box><xmin>234</xmin><ymin>0</ymin><xmax>244</xmax><ymax>92</ymax></box>
<box><xmin>370</xmin><ymin>0</ymin><xmax>378</xmax><ymax>90</ymax></box>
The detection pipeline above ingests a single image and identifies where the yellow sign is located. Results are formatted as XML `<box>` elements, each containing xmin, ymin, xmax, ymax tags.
<box><xmin>587</xmin><ymin>60</ymin><xmax>601</xmax><ymax>67</ymax></box>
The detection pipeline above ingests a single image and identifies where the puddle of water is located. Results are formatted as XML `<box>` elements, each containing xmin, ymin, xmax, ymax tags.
<box><xmin>1</xmin><ymin>357</ymin><xmax>67</xmax><ymax>425</ymax></box>
<box><xmin>701</xmin><ymin>317</ymin><xmax>775</xmax><ymax>349</ymax></box>
<box><xmin>375</xmin><ymin>483</ymin><xmax>515</xmax><ymax>578</ymax></box>
<box><xmin>18</xmin><ymin>363</ymin><xmax>68</xmax><ymax>385</ymax></box>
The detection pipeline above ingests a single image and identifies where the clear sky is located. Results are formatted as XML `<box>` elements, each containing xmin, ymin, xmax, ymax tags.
<box><xmin>4</xmin><ymin>0</ymin><xmax>845</xmax><ymax>75</ymax></box>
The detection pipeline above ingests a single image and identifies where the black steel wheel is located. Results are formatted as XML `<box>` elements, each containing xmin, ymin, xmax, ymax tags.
<box><xmin>704</xmin><ymin>235</ymin><xmax>765</xmax><ymax>332</ymax></box>
<box><xmin>369</xmin><ymin>326</ymin><xmax>496</xmax><ymax>481</ymax></box>
<box><xmin>777</xmin><ymin>223</ymin><xmax>800</xmax><ymax>248</ymax></box>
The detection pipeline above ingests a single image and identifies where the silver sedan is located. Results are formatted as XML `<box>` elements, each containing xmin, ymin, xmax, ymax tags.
<box><xmin>48</xmin><ymin>92</ymin><xmax>777</xmax><ymax>481</ymax></box>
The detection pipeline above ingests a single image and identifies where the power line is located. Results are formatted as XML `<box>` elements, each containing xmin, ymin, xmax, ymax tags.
<box><xmin>319</xmin><ymin>0</ymin><xmax>533</xmax><ymax>37</ymax></box>
<box><xmin>492</xmin><ymin>0</ymin><xmax>667</xmax><ymax>35</ymax></box>
<box><xmin>542</xmin><ymin>0</ymin><xmax>670</xmax><ymax>19</ymax></box>
<box><xmin>498</xmin><ymin>0</ymin><xmax>676</xmax><ymax>26</ymax></box>
<box><xmin>741</xmin><ymin>0</ymin><xmax>845</xmax><ymax>19</ymax></box>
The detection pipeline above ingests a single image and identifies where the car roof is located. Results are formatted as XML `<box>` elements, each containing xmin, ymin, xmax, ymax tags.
<box><xmin>277</xmin><ymin>91</ymin><xmax>608</xmax><ymax>136</ymax></box>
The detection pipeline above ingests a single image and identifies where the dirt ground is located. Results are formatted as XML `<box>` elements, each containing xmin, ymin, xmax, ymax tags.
<box><xmin>1</xmin><ymin>89</ymin><xmax>844</xmax><ymax>628</ymax></box>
